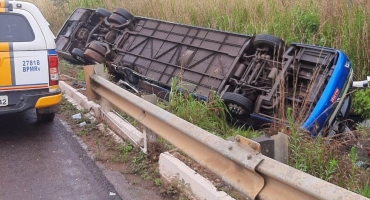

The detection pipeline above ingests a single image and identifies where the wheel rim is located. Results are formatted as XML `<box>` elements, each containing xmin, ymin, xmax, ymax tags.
<box><xmin>227</xmin><ymin>103</ymin><xmax>247</xmax><ymax>115</ymax></box>
<box><xmin>221</xmin><ymin>92</ymin><xmax>254</xmax><ymax>117</ymax></box>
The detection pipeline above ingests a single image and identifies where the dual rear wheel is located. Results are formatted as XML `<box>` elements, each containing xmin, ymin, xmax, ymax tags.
<box><xmin>108</xmin><ymin>8</ymin><xmax>134</xmax><ymax>24</ymax></box>
<box><xmin>84</xmin><ymin>41</ymin><xmax>107</xmax><ymax>63</ymax></box>
<box><xmin>71</xmin><ymin>8</ymin><xmax>135</xmax><ymax>64</ymax></box>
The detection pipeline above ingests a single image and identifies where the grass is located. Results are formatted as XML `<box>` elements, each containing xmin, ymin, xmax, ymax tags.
<box><xmin>26</xmin><ymin>0</ymin><xmax>370</xmax><ymax>197</ymax></box>
<box><xmin>59</xmin><ymin>60</ymin><xmax>75</xmax><ymax>76</ymax></box>
<box><xmin>58</xmin><ymin>97</ymin><xmax>76</xmax><ymax>116</ymax></box>
<box><xmin>360</xmin><ymin>182</ymin><xmax>370</xmax><ymax>198</ymax></box>
<box><xmin>110</xmin><ymin>142</ymin><xmax>133</xmax><ymax>163</ymax></box>
<box><xmin>157</xmin><ymin>77</ymin><xmax>261</xmax><ymax>139</ymax></box>
<box><xmin>352</xmin><ymin>88</ymin><xmax>370</xmax><ymax>118</ymax></box>
<box><xmin>286</xmin><ymin>107</ymin><xmax>370</xmax><ymax>196</ymax></box>
<box><xmin>76</xmin><ymin>69</ymin><xmax>85</xmax><ymax>82</ymax></box>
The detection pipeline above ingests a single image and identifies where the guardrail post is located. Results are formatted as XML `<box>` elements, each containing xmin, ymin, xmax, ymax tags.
<box><xmin>251</xmin><ymin>135</ymin><xmax>274</xmax><ymax>159</ymax></box>
<box><xmin>83</xmin><ymin>65</ymin><xmax>97</xmax><ymax>101</ymax></box>
<box><xmin>140</xmin><ymin>94</ymin><xmax>159</xmax><ymax>154</ymax></box>
<box><xmin>271</xmin><ymin>132</ymin><xmax>289</xmax><ymax>164</ymax></box>
<box><xmin>142</xmin><ymin>127</ymin><xmax>157</xmax><ymax>155</ymax></box>
<box><xmin>95</xmin><ymin>64</ymin><xmax>112</xmax><ymax>115</ymax></box>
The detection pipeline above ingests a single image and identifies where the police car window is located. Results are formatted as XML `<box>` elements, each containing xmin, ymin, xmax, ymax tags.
<box><xmin>0</xmin><ymin>13</ymin><xmax>35</xmax><ymax>42</ymax></box>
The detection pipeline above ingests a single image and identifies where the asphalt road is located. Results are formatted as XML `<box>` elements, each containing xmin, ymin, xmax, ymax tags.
<box><xmin>0</xmin><ymin>110</ymin><xmax>122</xmax><ymax>200</ymax></box>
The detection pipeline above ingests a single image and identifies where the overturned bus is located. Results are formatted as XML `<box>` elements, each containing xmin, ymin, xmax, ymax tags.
<box><xmin>55</xmin><ymin>7</ymin><xmax>357</xmax><ymax>137</ymax></box>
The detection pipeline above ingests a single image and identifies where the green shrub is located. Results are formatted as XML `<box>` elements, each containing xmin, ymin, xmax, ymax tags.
<box><xmin>352</xmin><ymin>88</ymin><xmax>370</xmax><ymax>118</ymax></box>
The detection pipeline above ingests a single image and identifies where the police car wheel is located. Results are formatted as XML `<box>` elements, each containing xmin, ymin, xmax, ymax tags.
<box><xmin>37</xmin><ymin>112</ymin><xmax>55</xmax><ymax>123</ymax></box>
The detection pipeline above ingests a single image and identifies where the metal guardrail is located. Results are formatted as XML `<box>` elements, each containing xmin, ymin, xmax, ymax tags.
<box><xmin>83</xmin><ymin>65</ymin><xmax>368</xmax><ymax>200</ymax></box>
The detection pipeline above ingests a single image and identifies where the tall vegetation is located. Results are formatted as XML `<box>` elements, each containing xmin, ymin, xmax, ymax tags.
<box><xmin>28</xmin><ymin>0</ymin><xmax>370</xmax><ymax>80</ymax></box>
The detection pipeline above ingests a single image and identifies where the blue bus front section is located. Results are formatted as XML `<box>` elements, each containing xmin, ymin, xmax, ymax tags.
<box><xmin>301</xmin><ymin>50</ymin><xmax>352</xmax><ymax>136</ymax></box>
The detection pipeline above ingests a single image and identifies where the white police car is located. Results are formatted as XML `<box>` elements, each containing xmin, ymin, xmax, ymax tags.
<box><xmin>0</xmin><ymin>0</ymin><xmax>61</xmax><ymax>122</ymax></box>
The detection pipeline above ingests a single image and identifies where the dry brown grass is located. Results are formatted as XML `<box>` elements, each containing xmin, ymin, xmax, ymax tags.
<box><xmin>25</xmin><ymin>0</ymin><xmax>370</xmax><ymax>79</ymax></box>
